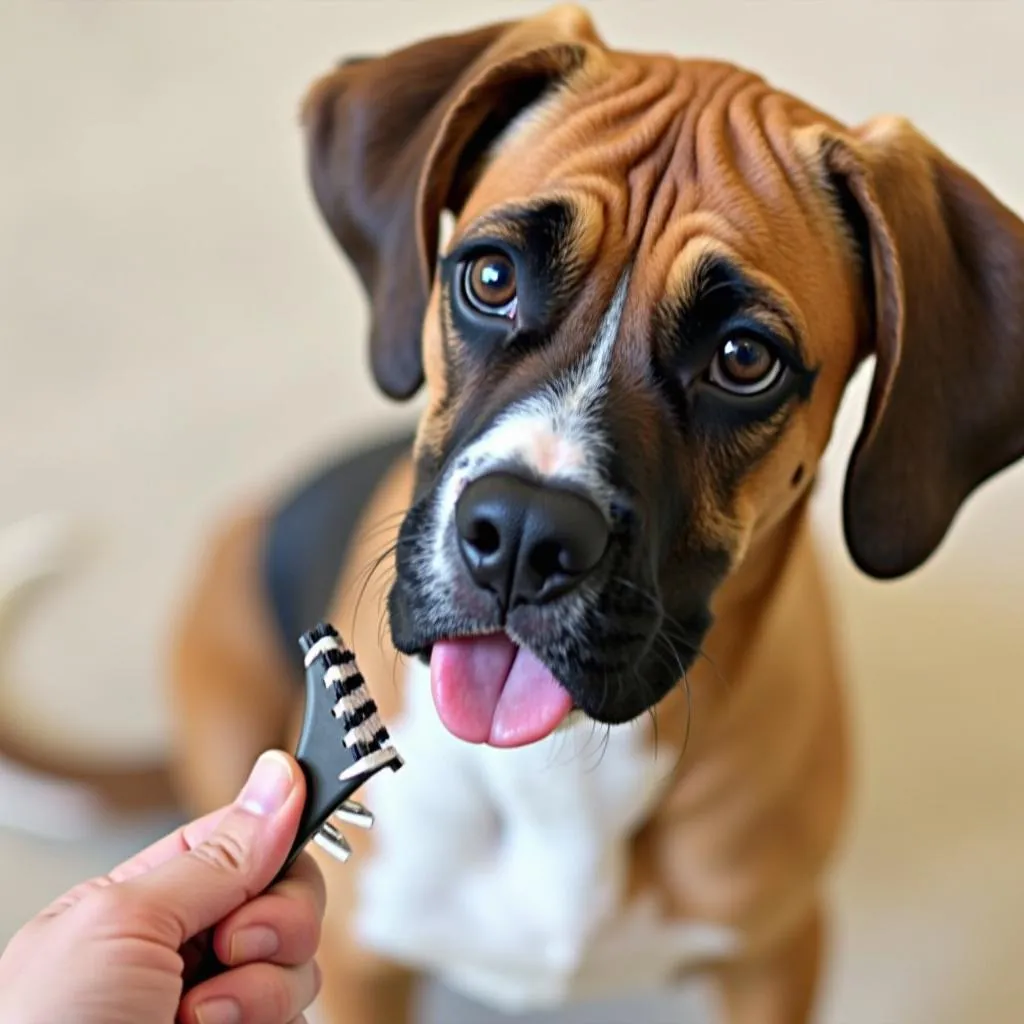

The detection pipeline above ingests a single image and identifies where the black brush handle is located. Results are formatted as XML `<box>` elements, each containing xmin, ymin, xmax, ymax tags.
<box><xmin>189</xmin><ymin>622</ymin><xmax>401</xmax><ymax>987</ymax></box>
<box><xmin>275</xmin><ymin>622</ymin><xmax>402</xmax><ymax>881</ymax></box>
<box><xmin>277</xmin><ymin>638</ymin><xmax>369</xmax><ymax>878</ymax></box>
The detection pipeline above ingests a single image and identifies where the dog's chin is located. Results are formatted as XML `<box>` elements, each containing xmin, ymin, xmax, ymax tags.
<box><xmin>564</xmin><ymin>655</ymin><xmax>688</xmax><ymax>727</ymax></box>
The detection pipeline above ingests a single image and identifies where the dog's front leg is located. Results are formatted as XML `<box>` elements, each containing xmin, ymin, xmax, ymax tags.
<box><xmin>710</xmin><ymin>905</ymin><xmax>823</xmax><ymax>1024</ymax></box>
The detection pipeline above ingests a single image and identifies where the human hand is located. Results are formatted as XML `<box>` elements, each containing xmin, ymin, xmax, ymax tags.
<box><xmin>0</xmin><ymin>750</ymin><xmax>325</xmax><ymax>1024</ymax></box>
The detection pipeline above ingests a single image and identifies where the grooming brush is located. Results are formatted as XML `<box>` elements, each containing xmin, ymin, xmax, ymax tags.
<box><xmin>275</xmin><ymin>621</ymin><xmax>403</xmax><ymax>882</ymax></box>
<box><xmin>190</xmin><ymin>621</ymin><xmax>402</xmax><ymax>988</ymax></box>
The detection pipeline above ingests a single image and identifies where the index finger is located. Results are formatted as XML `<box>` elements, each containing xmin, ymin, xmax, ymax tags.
<box><xmin>107</xmin><ymin>805</ymin><xmax>232</xmax><ymax>884</ymax></box>
<box><xmin>38</xmin><ymin>806</ymin><xmax>233</xmax><ymax>919</ymax></box>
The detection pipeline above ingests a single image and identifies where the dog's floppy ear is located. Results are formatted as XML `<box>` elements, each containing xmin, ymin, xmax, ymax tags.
<box><xmin>811</xmin><ymin>117</ymin><xmax>1024</xmax><ymax>579</ymax></box>
<box><xmin>301</xmin><ymin>6</ymin><xmax>601</xmax><ymax>400</ymax></box>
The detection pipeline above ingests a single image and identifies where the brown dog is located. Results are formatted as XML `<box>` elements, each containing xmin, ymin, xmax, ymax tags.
<box><xmin>9</xmin><ymin>4</ymin><xmax>1023</xmax><ymax>1023</ymax></box>
<box><xmin>177</xmin><ymin>5</ymin><xmax>1024</xmax><ymax>1022</ymax></box>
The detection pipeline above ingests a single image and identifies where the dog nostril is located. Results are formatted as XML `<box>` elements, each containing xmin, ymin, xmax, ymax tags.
<box><xmin>466</xmin><ymin>518</ymin><xmax>501</xmax><ymax>556</ymax></box>
<box><xmin>528</xmin><ymin>539</ymin><xmax>567</xmax><ymax>581</ymax></box>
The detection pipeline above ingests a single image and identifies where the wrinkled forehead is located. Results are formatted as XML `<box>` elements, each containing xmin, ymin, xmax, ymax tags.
<box><xmin>447</xmin><ymin>54</ymin><xmax>853</xmax><ymax>338</ymax></box>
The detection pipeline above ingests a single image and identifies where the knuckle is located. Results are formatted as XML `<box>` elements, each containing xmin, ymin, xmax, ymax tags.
<box><xmin>56</xmin><ymin>878</ymin><xmax>108</xmax><ymax>917</ymax></box>
<box><xmin>281</xmin><ymin>854</ymin><xmax>326</xmax><ymax>903</ymax></box>
<box><xmin>301</xmin><ymin>914</ymin><xmax>323</xmax><ymax>959</ymax></box>
<box><xmin>283</xmin><ymin>914</ymin><xmax>321</xmax><ymax>964</ymax></box>
<box><xmin>305</xmin><ymin>871</ymin><xmax>327</xmax><ymax>915</ymax></box>
<box><xmin>270</xmin><ymin>882</ymin><xmax>324</xmax><ymax>934</ymax></box>
<box><xmin>84</xmin><ymin>884</ymin><xmax>134</xmax><ymax>923</ymax></box>
<box><xmin>281</xmin><ymin>891</ymin><xmax>323</xmax><ymax>951</ymax></box>
<box><xmin>267</xmin><ymin>971</ymin><xmax>296</xmax><ymax>1020</ymax></box>
<box><xmin>71</xmin><ymin>884</ymin><xmax>149</xmax><ymax>936</ymax></box>
<box><xmin>287</xmin><ymin>887</ymin><xmax>321</xmax><ymax>926</ymax></box>
<box><xmin>193</xmin><ymin>830</ymin><xmax>251</xmax><ymax>876</ymax></box>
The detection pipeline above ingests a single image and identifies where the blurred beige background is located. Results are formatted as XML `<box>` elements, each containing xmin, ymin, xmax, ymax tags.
<box><xmin>2</xmin><ymin>1</ymin><xmax>1023</xmax><ymax>1022</ymax></box>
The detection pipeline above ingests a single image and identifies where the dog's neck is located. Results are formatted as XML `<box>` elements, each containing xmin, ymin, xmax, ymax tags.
<box><xmin>714</xmin><ymin>498</ymin><xmax>813</xmax><ymax>619</ymax></box>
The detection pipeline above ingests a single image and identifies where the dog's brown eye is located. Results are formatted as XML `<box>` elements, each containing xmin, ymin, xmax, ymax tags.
<box><xmin>708</xmin><ymin>336</ymin><xmax>783</xmax><ymax>395</ymax></box>
<box><xmin>462</xmin><ymin>253</ymin><xmax>518</xmax><ymax>318</ymax></box>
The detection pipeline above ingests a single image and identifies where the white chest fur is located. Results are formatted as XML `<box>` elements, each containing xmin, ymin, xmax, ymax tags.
<box><xmin>353</xmin><ymin>661</ymin><xmax>741</xmax><ymax>1013</ymax></box>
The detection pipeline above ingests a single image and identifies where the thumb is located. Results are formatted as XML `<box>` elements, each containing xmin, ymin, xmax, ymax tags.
<box><xmin>119</xmin><ymin>750</ymin><xmax>305</xmax><ymax>946</ymax></box>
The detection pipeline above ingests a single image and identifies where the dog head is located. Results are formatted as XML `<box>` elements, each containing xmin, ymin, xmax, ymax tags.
<box><xmin>302</xmin><ymin>5</ymin><xmax>1024</xmax><ymax>745</ymax></box>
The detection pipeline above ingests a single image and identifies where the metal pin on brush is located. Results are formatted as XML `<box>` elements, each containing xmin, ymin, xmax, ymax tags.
<box><xmin>276</xmin><ymin>622</ymin><xmax>403</xmax><ymax>880</ymax></box>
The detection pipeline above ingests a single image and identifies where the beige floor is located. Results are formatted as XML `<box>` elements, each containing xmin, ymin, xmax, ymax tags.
<box><xmin>2</xmin><ymin>2</ymin><xmax>1024</xmax><ymax>1022</ymax></box>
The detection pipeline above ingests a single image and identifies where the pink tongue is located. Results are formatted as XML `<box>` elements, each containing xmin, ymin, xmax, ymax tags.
<box><xmin>430</xmin><ymin>635</ymin><xmax>573</xmax><ymax>747</ymax></box>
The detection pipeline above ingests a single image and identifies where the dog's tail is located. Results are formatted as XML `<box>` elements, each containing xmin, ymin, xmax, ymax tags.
<box><xmin>0</xmin><ymin>513</ymin><xmax>175</xmax><ymax>822</ymax></box>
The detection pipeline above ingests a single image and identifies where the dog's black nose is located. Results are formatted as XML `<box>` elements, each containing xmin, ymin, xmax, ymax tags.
<box><xmin>455</xmin><ymin>472</ymin><xmax>609</xmax><ymax>610</ymax></box>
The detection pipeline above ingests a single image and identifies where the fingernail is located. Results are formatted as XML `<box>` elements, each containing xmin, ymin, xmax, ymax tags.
<box><xmin>238</xmin><ymin>750</ymin><xmax>293</xmax><ymax>816</ymax></box>
<box><xmin>228</xmin><ymin>924</ymin><xmax>279</xmax><ymax>964</ymax></box>
<box><xmin>195</xmin><ymin>997</ymin><xmax>241</xmax><ymax>1024</ymax></box>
